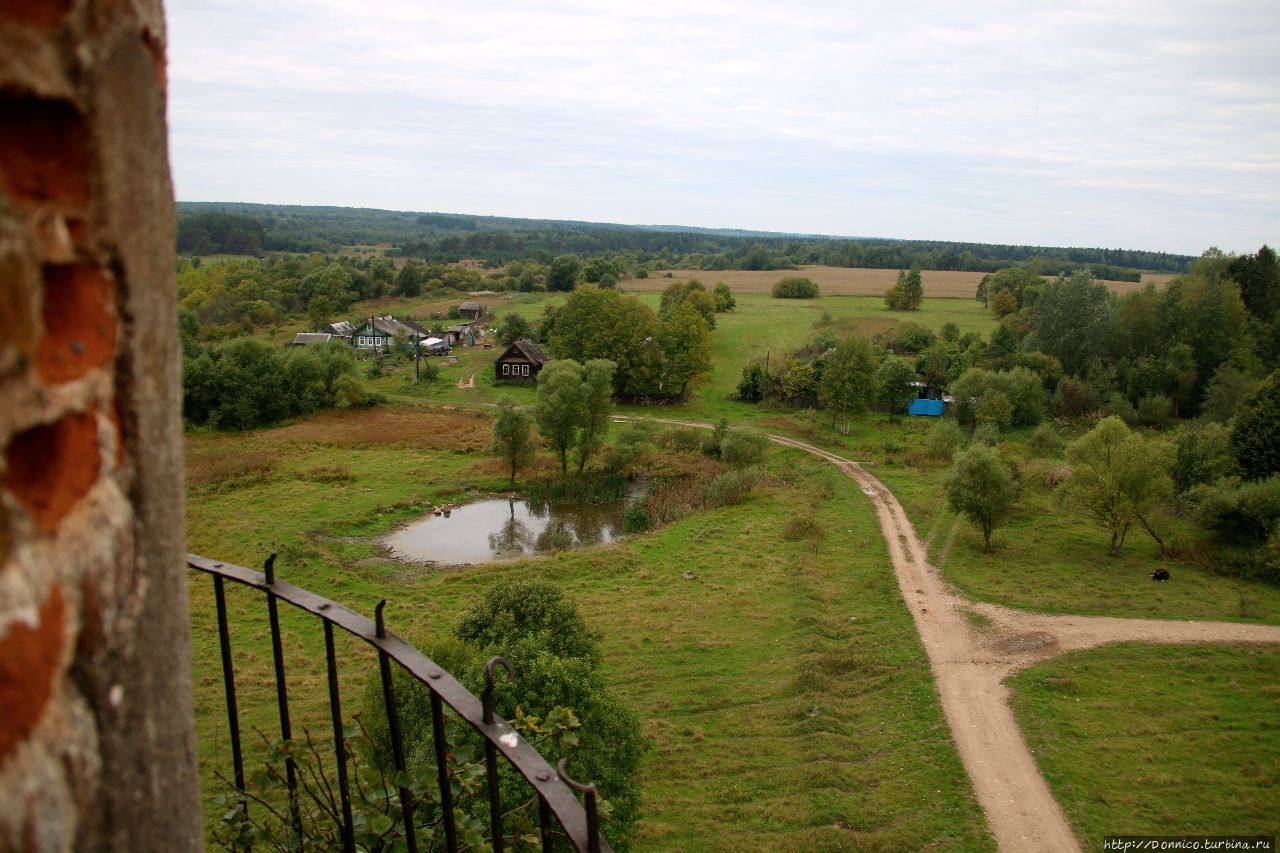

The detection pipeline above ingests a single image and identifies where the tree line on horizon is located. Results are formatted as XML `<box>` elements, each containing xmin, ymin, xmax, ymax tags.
<box><xmin>175</xmin><ymin>204</ymin><xmax>1192</xmax><ymax>280</ymax></box>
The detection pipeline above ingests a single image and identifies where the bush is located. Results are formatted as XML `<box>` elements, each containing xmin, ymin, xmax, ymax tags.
<box><xmin>1136</xmin><ymin>393</ymin><xmax>1172</xmax><ymax>428</ymax></box>
<box><xmin>703</xmin><ymin>466</ymin><xmax>769</xmax><ymax>507</ymax></box>
<box><xmin>975</xmin><ymin>389</ymin><xmax>1014</xmax><ymax>430</ymax></box>
<box><xmin>1188</xmin><ymin>475</ymin><xmax>1280</xmax><ymax>544</ymax></box>
<box><xmin>720</xmin><ymin>429</ymin><xmax>769</xmax><ymax>468</ymax></box>
<box><xmin>1028</xmin><ymin>422</ymin><xmax>1065</xmax><ymax>457</ymax></box>
<box><xmin>1101</xmin><ymin>391</ymin><xmax>1136</xmax><ymax>424</ymax></box>
<box><xmin>1050</xmin><ymin>376</ymin><xmax>1095</xmax><ymax>417</ymax></box>
<box><xmin>772</xmin><ymin>276</ymin><xmax>820</xmax><ymax>299</ymax></box>
<box><xmin>1172</xmin><ymin>422</ymin><xmax>1236</xmax><ymax>492</ymax></box>
<box><xmin>623</xmin><ymin>502</ymin><xmax>652</xmax><ymax>533</ymax></box>
<box><xmin>660</xmin><ymin>426</ymin><xmax>705</xmax><ymax>453</ymax></box>
<box><xmin>782</xmin><ymin>515</ymin><xmax>825</xmax><ymax>543</ymax></box>
<box><xmin>971</xmin><ymin>423</ymin><xmax>1001</xmax><ymax>447</ymax></box>
<box><xmin>925</xmin><ymin>418</ymin><xmax>964</xmax><ymax>459</ymax></box>
<box><xmin>880</xmin><ymin>320</ymin><xmax>936</xmax><ymax>353</ymax></box>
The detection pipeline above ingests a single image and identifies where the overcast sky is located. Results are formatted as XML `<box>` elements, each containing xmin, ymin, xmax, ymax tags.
<box><xmin>166</xmin><ymin>0</ymin><xmax>1279</xmax><ymax>256</ymax></box>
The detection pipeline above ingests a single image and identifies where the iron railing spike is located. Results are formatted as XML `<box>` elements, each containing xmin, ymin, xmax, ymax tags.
<box><xmin>483</xmin><ymin>656</ymin><xmax>515</xmax><ymax>725</ymax></box>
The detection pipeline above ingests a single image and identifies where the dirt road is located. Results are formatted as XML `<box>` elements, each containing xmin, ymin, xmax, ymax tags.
<box><xmin>626</xmin><ymin>418</ymin><xmax>1280</xmax><ymax>852</ymax></box>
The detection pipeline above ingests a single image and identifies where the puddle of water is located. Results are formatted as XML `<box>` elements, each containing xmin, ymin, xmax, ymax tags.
<box><xmin>383</xmin><ymin>498</ymin><xmax>630</xmax><ymax>564</ymax></box>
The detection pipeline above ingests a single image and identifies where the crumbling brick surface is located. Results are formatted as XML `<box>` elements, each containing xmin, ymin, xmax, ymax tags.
<box><xmin>0</xmin><ymin>2</ymin><xmax>202</xmax><ymax>850</ymax></box>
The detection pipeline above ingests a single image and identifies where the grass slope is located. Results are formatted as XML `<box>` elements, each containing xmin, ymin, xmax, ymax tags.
<box><xmin>186</xmin><ymin>408</ymin><xmax>993</xmax><ymax>850</ymax></box>
<box><xmin>1008</xmin><ymin>644</ymin><xmax>1280</xmax><ymax>849</ymax></box>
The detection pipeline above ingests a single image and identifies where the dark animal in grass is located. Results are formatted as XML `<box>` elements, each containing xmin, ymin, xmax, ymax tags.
<box><xmin>1151</xmin><ymin>568</ymin><xmax>1170</xmax><ymax>581</ymax></box>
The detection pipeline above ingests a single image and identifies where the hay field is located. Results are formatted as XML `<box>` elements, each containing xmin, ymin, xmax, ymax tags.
<box><xmin>625</xmin><ymin>265</ymin><xmax>1169</xmax><ymax>297</ymax></box>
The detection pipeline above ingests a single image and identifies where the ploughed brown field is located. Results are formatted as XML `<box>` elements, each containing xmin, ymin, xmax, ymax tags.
<box><xmin>623</xmin><ymin>265</ymin><xmax>1173</xmax><ymax>297</ymax></box>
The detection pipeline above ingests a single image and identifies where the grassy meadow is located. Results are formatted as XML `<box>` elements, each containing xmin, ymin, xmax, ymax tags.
<box><xmin>1008</xmin><ymin>644</ymin><xmax>1280</xmax><ymax>848</ymax></box>
<box><xmin>187</xmin><ymin>280</ymin><xmax>1280</xmax><ymax>849</ymax></box>
<box><xmin>186</xmin><ymin>412</ymin><xmax>994</xmax><ymax>850</ymax></box>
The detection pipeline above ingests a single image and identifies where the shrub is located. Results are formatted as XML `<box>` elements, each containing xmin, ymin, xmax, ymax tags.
<box><xmin>1101</xmin><ymin>391</ymin><xmax>1136</xmax><ymax>424</ymax></box>
<box><xmin>623</xmin><ymin>502</ymin><xmax>652</xmax><ymax>533</ymax></box>
<box><xmin>975</xmin><ymin>389</ymin><xmax>1014</xmax><ymax>431</ymax></box>
<box><xmin>1050</xmin><ymin>376</ymin><xmax>1096</xmax><ymax>417</ymax></box>
<box><xmin>772</xmin><ymin>276</ymin><xmax>820</xmax><ymax>299</ymax></box>
<box><xmin>720</xmin><ymin>429</ymin><xmax>769</xmax><ymax>468</ymax></box>
<box><xmin>925</xmin><ymin>418</ymin><xmax>964</xmax><ymax>459</ymax></box>
<box><xmin>660</xmin><ymin>426</ymin><xmax>704</xmax><ymax>453</ymax></box>
<box><xmin>880</xmin><ymin>320</ymin><xmax>936</xmax><ymax>353</ymax></box>
<box><xmin>1188</xmin><ymin>475</ymin><xmax>1280</xmax><ymax>544</ymax></box>
<box><xmin>971</xmin><ymin>423</ymin><xmax>1001</xmax><ymax>447</ymax></box>
<box><xmin>1172</xmin><ymin>422</ymin><xmax>1236</xmax><ymax>492</ymax></box>
<box><xmin>782</xmin><ymin>514</ymin><xmax>825</xmax><ymax>543</ymax></box>
<box><xmin>1136</xmin><ymin>393</ymin><xmax>1172</xmax><ymax>428</ymax></box>
<box><xmin>703</xmin><ymin>467</ymin><xmax>769</xmax><ymax>507</ymax></box>
<box><xmin>1028</xmin><ymin>422</ymin><xmax>1065</xmax><ymax>457</ymax></box>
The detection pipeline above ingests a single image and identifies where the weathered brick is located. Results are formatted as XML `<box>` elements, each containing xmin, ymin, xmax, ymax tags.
<box><xmin>0</xmin><ymin>0</ymin><xmax>73</xmax><ymax>31</ymax></box>
<box><xmin>35</xmin><ymin>264</ymin><xmax>118</xmax><ymax>384</ymax></box>
<box><xmin>0</xmin><ymin>585</ymin><xmax>64</xmax><ymax>766</ymax></box>
<box><xmin>5</xmin><ymin>413</ymin><xmax>100</xmax><ymax>532</ymax></box>
<box><xmin>0</xmin><ymin>96</ymin><xmax>89</xmax><ymax>212</ymax></box>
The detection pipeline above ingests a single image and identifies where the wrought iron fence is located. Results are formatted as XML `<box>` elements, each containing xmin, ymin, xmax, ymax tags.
<box><xmin>189</xmin><ymin>552</ymin><xmax>610</xmax><ymax>853</ymax></box>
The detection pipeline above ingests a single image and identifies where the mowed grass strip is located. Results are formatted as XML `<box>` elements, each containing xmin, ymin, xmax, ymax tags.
<box><xmin>185</xmin><ymin>412</ymin><xmax>993</xmax><ymax>850</ymax></box>
<box><xmin>1008</xmin><ymin>644</ymin><xmax>1280</xmax><ymax>850</ymax></box>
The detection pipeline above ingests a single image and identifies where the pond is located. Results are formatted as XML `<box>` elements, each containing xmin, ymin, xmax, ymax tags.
<box><xmin>383</xmin><ymin>497</ymin><xmax>631</xmax><ymax>564</ymax></box>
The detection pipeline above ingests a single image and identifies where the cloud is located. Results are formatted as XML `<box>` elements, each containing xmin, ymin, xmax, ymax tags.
<box><xmin>166</xmin><ymin>0</ymin><xmax>1280</xmax><ymax>253</ymax></box>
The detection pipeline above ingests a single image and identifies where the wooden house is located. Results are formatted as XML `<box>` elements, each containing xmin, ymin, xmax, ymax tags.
<box><xmin>350</xmin><ymin>316</ymin><xmax>427</xmax><ymax>351</ymax></box>
<box><xmin>458</xmin><ymin>301</ymin><xmax>485</xmax><ymax>319</ymax></box>
<box><xmin>494</xmin><ymin>339</ymin><xmax>548</xmax><ymax>382</ymax></box>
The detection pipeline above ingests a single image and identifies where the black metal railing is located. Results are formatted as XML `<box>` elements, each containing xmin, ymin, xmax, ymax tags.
<box><xmin>190</xmin><ymin>552</ymin><xmax>610</xmax><ymax>853</ymax></box>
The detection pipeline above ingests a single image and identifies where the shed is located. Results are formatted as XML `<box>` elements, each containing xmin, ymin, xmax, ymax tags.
<box><xmin>908</xmin><ymin>399</ymin><xmax>945</xmax><ymax>417</ymax></box>
<box><xmin>458</xmin><ymin>301</ymin><xmax>484</xmax><ymax>319</ymax></box>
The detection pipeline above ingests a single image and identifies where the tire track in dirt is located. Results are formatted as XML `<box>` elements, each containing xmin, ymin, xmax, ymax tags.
<box><xmin>621</xmin><ymin>417</ymin><xmax>1280</xmax><ymax>852</ymax></box>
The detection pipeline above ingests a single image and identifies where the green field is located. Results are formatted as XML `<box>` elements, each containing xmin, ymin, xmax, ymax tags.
<box><xmin>1008</xmin><ymin>644</ymin><xmax>1280</xmax><ymax>849</ymax></box>
<box><xmin>186</xmin><ymin>411</ymin><xmax>993</xmax><ymax>850</ymax></box>
<box><xmin>188</xmin><ymin>285</ymin><xmax>1280</xmax><ymax>848</ymax></box>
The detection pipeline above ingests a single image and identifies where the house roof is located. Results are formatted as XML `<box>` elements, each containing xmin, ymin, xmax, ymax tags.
<box><xmin>291</xmin><ymin>332</ymin><xmax>333</xmax><ymax>346</ymax></box>
<box><xmin>326</xmin><ymin>320</ymin><xmax>355</xmax><ymax>337</ymax></box>
<box><xmin>360</xmin><ymin>316</ymin><xmax>426</xmax><ymax>338</ymax></box>
<box><xmin>400</xmin><ymin>317</ymin><xmax>431</xmax><ymax>336</ymax></box>
<box><xmin>459</xmin><ymin>301</ymin><xmax>482</xmax><ymax>311</ymax></box>
<box><xmin>504</xmin><ymin>339</ymin><xmax>548</xmax><ymax>365</ymax></box>
<box><xmin>446</xmin><ymin>323</ymin><xmax>474</xmax><ymax>334</ymax></box>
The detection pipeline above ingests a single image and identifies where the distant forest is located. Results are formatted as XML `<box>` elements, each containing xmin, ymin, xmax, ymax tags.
<box><xmin>175</xmin><ymin>201</ymin><xmax>1196</xmax><ymax>280</ymax></box>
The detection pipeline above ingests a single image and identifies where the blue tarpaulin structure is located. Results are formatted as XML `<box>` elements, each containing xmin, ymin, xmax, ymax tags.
<box><xmin>908</xmin><ymin>398</ymin><xmax>945</xmax><ymax>417</ymax></box>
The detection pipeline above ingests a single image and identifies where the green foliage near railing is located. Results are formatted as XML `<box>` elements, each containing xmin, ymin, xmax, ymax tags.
<box><xmin>213</xmin><ymin>711</ymin><xmax>580</xmax><ymax>852</ymax></box>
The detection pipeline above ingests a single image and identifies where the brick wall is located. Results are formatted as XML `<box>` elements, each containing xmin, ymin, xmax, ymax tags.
<box><xmin>0</xmin><ymin>2</ymin><xmax>201</xmax><ymax>850</ymax></box>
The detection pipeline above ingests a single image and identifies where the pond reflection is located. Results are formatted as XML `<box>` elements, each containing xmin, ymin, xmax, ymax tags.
<box><xmin>383</xmin><ymin>497</ymin><xmax>630</xmax><ymax>564</ymax></box>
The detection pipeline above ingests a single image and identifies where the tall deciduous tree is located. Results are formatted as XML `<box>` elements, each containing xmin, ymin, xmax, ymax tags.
<box><xmin>546</xmin><ymin>254</ymin><xmax>583</xmax><ymax>292</ymax></box>
<box><xmin>885</xmin><ymin>266</ymin><xmax>924</xmax><ymax>310</ymax></box>
<box><xmin>876</xmin><ymin>356</ymin><xmax>917</xmax><ymax>422</ymax></box>
<box><xmin>1062</xmin><ymin>416</ymin><xmax>1174</xmax><ymax>555</ymax></box>
<box><xmin>1028</xmin><ymin>269</ymin><xmax>1112</xmax><ymax>375</ymax></box>
<box><xmin>658</xmin><ymin>301</ymin><xmax>713</xmax><ymax>399</ymax></box>
<box><xmin>534</xmin><ymin>360</ymin><xmax>585</xmax><ymax>475</ymax></box>
<box><xmin>819</xmin><ymin>337</ymin><xmax>879</xmax><ymax>430</ymax></box>
<box><xmin>945</xmin><ymin>445</ymin><xmax>1017</xmax><ymax>552</ymax></box>
<box><xmin>1231</xmin><ymin>372</ymin><xmax>1280</xmax><ymax>481</ymax></box>
<box><xmin>575</xmin><ymin>359</ymin><xmax>617</xmax><ymax>474</ymax></box>
<box><xmin>491</xmin><ymin>398</ymin><xmax>536</xmax><ymax>485</ymax></box>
